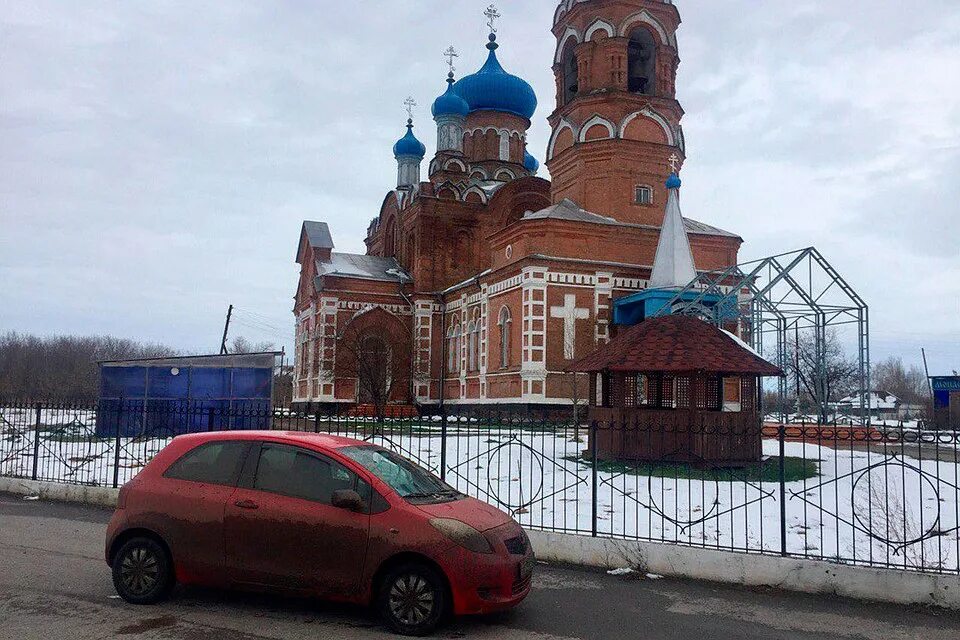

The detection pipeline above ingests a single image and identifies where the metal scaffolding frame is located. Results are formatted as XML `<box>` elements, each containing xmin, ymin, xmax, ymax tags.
<box><xmin>652</xmin><ymin>247</ymin><xmax>870</xmax><ymax>424</ymax></box>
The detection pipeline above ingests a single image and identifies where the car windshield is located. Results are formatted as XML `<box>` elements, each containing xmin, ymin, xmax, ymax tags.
<box><xmin>340</xmin><ymin>446</ymin><xmax>461</xmax><ymax>503</ymax></box>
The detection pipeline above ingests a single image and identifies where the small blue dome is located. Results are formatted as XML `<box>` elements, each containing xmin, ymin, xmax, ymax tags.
<box><xmin>432</xmin><ymin>76</ymin><xmax>470</xmax><ymax>118</ymax></box>
<box><xmin>665</xmin><ymin>172</ymin><xmax>682</xmax><ymax>189</ymax></box>
<box><xmin>453</xmin><ymin>36</ymin><xmax>537</xmax><ymax>120</ymax></box>
<box><xmin>393</xmin><ymin>120</ymin><xmax>426</xmax><ymax>159</ymax></box>
<box><xmin>523</xmin><ymin>150</ymin><xmax>539</xmax><ymax>174</ymax></box>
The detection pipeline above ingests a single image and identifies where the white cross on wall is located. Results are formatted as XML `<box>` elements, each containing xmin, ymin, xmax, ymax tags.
<box><xmin>550</xmin><ymin>294</ymin><xmax>590</xmax><ymax>360</ymax></box>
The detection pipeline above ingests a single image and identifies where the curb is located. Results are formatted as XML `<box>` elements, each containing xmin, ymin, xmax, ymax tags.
<box><xmin>526</xmin><ymin>530</ymin><xmax>960</xmax><ymax>610</ymax></box>
<box><xmin>0</xmin><ymin>477</ymin><xmax>119</xmax><ymax>508</ymax></box>
<box><xmin>4</xmin><ymin>476</ymin><xmax>957</xmax><ymax>610</ymax></box>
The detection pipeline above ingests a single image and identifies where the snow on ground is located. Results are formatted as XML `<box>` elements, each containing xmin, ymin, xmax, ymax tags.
<box><xmin>2</xmin><ymin>407</ymin><xmax>959</xmax><ymax>572</ymax></box>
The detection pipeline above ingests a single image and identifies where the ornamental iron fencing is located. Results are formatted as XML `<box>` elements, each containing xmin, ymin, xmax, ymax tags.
<box><xmin>2</xmin><ymin>399</ymin><xmax>958</xmax><ymax>575</ymax></box>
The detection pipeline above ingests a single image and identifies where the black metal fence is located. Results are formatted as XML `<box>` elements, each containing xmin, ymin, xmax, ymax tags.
<box><xmin>2</xmin><ymin>399</ymin><xmax>959</xmax><ymax>575</ymax></box>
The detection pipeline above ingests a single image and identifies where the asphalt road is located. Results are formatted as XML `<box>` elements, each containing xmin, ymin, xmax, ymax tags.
<box><xmin>2</xmin><ymin>493</ymin><xmax>960</xmax><ymax>640</ymax></box>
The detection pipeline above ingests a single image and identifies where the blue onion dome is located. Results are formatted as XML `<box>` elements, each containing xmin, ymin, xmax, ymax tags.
<box><xmin>665</xmin><ymin>172</ymin><xmax>682</xmax><ymax>189</ymax></box>
<box><xmin>523</xmin><ymin>150</ymin><xmax>539</xmax><ymax>174</ymax></box>
<box><xmin>453</xmin><ymin>34</ymin><xmax>537</xmax><ymax>120</ymax></box>
<box><xmin>432</xmin><ymin>73</ymin><xmax>470</xmax><ymax>118</ymax></box>
<box><xmin>393</xmin><ymin>119</ymin><xmax>426</xmax><ymax>159</ymax></box>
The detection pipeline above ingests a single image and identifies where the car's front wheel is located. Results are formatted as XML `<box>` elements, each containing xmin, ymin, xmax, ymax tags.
<box><xmin>112</xmin><ymin>537</ymin><xmax>174</xmax><ymax>605</ymax></box>
<box><xmin>378</xmin><ymin>562</ymin><xmax>449</xmax><ymax>636</ymax></box>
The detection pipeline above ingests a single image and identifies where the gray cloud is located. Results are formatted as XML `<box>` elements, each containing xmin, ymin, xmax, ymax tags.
<box><xmin>1</xmin><ymin>1</ymin><xmax>957</xmax><ymax>373</ymax></box>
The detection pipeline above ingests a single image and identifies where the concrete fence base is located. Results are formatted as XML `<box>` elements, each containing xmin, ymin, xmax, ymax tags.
<box><xmin>526</xmin><ymin>530</ymin><xmax>960</xmax><ymax>610</ymax></box>
<box><xmin>3</xmin><ymin>477</ymin><xmax>957</xmax><ymax>610</ymax></box>
<box><xmin>0</xmin><ymin>477</ymin><xmax>119</xmax><ymax>509</ymax></box>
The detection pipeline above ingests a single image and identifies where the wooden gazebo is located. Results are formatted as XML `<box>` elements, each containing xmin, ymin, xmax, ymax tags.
<box><xmin>571</xmin><ymin>315</ymin><xmax>784</xmax><ymax>466</ymax></box>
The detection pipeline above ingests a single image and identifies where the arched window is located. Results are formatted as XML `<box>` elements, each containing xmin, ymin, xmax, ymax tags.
<box><xmin>627</xmin><ymin>27</ymin><xmax>657</xmax><ymax>95</ymax></box>
<box><xmin>405</xmin><ymin>232</ymin><xmax>416</xmax><ymax>267</ymax></box>
<box><xmin>357</xmin><ymin>335</ymin><xmax>391</xmax><ymax>404</ymax></box>
<box><xmin>383</xmin><ymin>218</ymin><xmax>397</xmax><ymax>257</ymax></box>
<box><xmin>467</xmin><ymin>320</ymin><xmax>477</xmax><ymax>371</ymax></box>
<box><xmin>499</xmin><ymin>131</ymin><xmax>510</xmax><ymax>161</ymax></box>
<box><xmin>446</xmin><ymin>324</ymin><xmax>459</xmax><ymax>373</ymax></box>
<box><xmin>470</xmin><ymin>310</ymin><xmax>482</xmax><ymax>371</ymax></box>
<box><xmin>497</xmin><ymin>306</ymin><xmax>512</xmax><ymax>368</ymax></box>
<box><xmin>560</xmin><ymin>39</ymin><xmax>579</xmax><ymax>105</ymax></box>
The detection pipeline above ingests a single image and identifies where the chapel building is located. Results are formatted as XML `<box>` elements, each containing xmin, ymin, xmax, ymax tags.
<box><xmin>292</xmin><ymin>0</ymin><xmax>743</xmax><ymax>413</ymax></box>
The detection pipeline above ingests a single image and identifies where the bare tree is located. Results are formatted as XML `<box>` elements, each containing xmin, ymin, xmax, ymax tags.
<box><xmin>786</xmin><ymin>329</ymin><xmax>859</xmax><ymax>420</ymax></box>
<box><xmin>562</xmin><ymin>330</ymin><xmax>589</xmax><ymax>441</ymax></box>
<box><xmin>272</xmin><ymin>363</ymin><xmax>294</xmax><ymax>407</ymax></box>
<box><xmin>0</xmin><ymin>332</ymin><xmax>178</xmax><ymax>400</ymax></box>
<box><xmin>872</xmin><ymin>356</ymin><xmax>930</xmax><ymax>406</ymax></box>
<box><xmin>854</xmin><ymin>473</ymin><xmax>949</xmax><ymax>571</ymax></box>
<box><xmin>229</xmin><ymin>336</ymin><xmax>276</xmax><ymax>354</ymax></box>
<box><xmin>763</xmin><ymin>389</ymin><xmax>797</xmax><ymax>419</ymax></box>
<box><xmin>335</xmin><ymin>326</ymin><xmax>413</xmax><ymax>424</ymax></box>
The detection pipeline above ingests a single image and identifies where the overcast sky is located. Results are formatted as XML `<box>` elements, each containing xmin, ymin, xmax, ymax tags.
<box><xmin>1</xmin><ymin>1</ymin><xmax>958</xmax><ymax>375</ymax></box>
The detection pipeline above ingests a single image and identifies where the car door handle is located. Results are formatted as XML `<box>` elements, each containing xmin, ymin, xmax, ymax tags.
<box><xmin>234</xmin><ymin>499</ymin><xmax>259</xmax><ymax>510</ymax></box>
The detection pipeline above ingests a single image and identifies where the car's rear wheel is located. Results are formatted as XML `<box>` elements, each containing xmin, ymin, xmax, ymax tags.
<box><xmin>378</xmin><ymin>562</ymin><xmax>449</xmax><ymax>636</ymax></box>
<box><xmin>112</xmin><ymin>537</ymin><xmax>174</xmax><ymax>605</ymax></box>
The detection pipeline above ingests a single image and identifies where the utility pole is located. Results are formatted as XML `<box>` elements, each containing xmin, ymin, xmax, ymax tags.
<box><xmin>219</xmin><ymin>305</ymin><xmax>233</xmax><ymax>355</ymax></box>
<box><xmin>922</xmin><ymin>347</ymin><xmax>933</xmax><ymax>397</ymax></box>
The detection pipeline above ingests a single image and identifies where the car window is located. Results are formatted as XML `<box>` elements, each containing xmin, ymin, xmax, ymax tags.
<box><xmin>340</xmin><ymin>445</ymin><xmax>459</xmax><ymax>503</ymax></box>
<box><xmin>253</xmin><ymin>444</ymin><xmax>357</xmax><ymax>505</ymax></box>
<box><xmin>164</xmin><ymin>441</ymin><xmax>249</xmax><ymax>486</ymax></box>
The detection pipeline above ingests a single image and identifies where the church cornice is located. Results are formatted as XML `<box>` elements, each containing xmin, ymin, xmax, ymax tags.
<box><xmin>547</xmin><ymin>92</ymin><xmax>684</xmax><ymax>127</ymax></box>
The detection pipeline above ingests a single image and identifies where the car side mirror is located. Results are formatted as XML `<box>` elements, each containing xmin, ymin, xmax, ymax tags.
<box><xmin>331</xmin><ymin>489</ymin><xmax>366</xmax><ymax>512</ymax></box>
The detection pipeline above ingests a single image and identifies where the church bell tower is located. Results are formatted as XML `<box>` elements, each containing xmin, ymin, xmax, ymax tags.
<box><xmin>546</xmin><ymin>0</ymin><xmax>685</xmax><ymax>226</ymax></box>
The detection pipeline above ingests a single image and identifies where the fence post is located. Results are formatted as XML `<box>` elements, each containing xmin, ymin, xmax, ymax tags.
<box><xmin>439</xmin><ymin>408</ymin><xmax>448</xmax><ymax>482</ymax></box>
<box><xmin>31</xmin><ymin>402</ymin><xmax>42</xmax><ymax>481</ymax></box>
<box><xmin>591</xmin><ymin>420</ymin><xmax>598</xmax><ymax>538</ymax></box>
<box><xmin>112</xmin><ymin>399</ymin><xmax>123</xmax><ymax>489</ymax></box>
<box><xmin>778</xmin><ymin>423</ymin><xmax>788</xmax><ymax>557</ymax></box>
<box><xmin>314</xmin><ymin>411</ymin><xmax>321</xmax><ymax>434</ymax></box>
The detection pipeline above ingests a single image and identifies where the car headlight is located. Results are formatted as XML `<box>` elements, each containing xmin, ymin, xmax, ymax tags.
<box><xmin>429</xmin><ymin>518</ymin><xmax>494</xmax><ymax>554</ymax></box>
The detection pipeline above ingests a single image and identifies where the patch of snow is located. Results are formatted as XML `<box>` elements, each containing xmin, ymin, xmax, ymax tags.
<box><xmin>607</xmin><ymin>567</ymin><xmax>635</xmax><ymax>576</ymax></box>
<box><xmin>720</xmin><ymin>328</ymin><xmax>765</xmax><ymax>359</ymax></box>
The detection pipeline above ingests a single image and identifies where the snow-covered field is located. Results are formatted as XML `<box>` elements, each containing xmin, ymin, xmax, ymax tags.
<box><xmin>3</xmin><ymin>406</ymin><xmax>959</xmax><ymax>573</ymax></box>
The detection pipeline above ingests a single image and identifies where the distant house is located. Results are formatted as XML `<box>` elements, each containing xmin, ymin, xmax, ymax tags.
<box><xmin>832</xmin><ymin>391</ymin><xmax>921</xmax><ymax>421</ymax></box>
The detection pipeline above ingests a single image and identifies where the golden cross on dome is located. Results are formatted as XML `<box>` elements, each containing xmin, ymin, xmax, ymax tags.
<box><xmin>484</xmin><ymin>4</ymin><xmax>501</xmax><ymax>34</ymax></box>
<box><xmin>403</xmin><ymin>97</ymin><xmax>417</xmax><ymax>120</ymax></box>
<box><xmin>668</xmin><ymin>153</ymin><xmax>680</xmax><ymax>173</ymax></box>
<box><xmin>443</xmin><ymin>46</ymin><xmax>459</xmax><ymax>74</ymax></box>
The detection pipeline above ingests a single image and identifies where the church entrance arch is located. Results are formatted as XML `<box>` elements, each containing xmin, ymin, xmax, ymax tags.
<box><xmin>356</xmin><ymin>335</ymin><xmax>392</xmax><ymax>405</ymax></box>
<box><xmin>336</xmin><ymin>307</ymin><xmax>412</xmax><ymax>409</ymax></box>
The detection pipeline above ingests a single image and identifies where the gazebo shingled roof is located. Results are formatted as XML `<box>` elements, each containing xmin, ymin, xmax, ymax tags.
<box><xmin>571</xmin><ymin>315</ymin><xmax>784</xmax><ymax>377</ymax></box>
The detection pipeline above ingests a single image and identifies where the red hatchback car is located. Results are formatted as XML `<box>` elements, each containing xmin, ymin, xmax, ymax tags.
<box><xmin>105</xmin><ymin>431</ymin><xmax>534</xmax><ymax>635</ymax></box>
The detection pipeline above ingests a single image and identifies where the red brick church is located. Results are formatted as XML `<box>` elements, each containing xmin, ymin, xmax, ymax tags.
<box><xmin>292</xmin><ymin>0</ymin><xmax>743</xmax><ymax>412</ymax></box>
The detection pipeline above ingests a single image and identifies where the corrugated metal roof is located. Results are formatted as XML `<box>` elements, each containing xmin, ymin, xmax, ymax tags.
<box><xmin>523</xmin><ymin>199</ymin><xmax>617</xmax><ymax>224</ymax></box>
<box><xmin>521</xmin><ymin>200</ymin><xmax>740</xmax><ymax>238</ymax></box>
<box><xmin>683</xmin><ymin>218</ymin><xmax>739</xmax><ymax>238</ymax></box>
<box><xmin>315</xmin><ymin>253</ymin><xmax>410</xmax><ymax>283</ymax></box>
